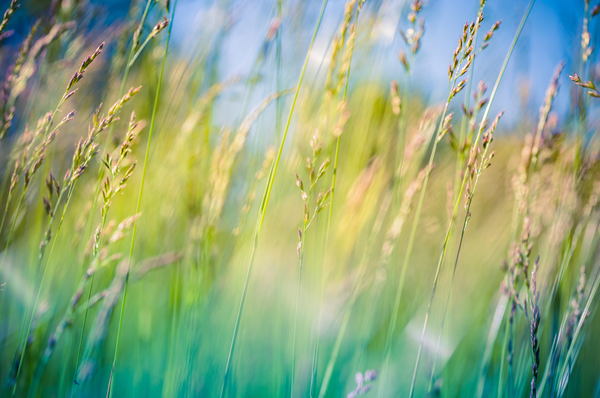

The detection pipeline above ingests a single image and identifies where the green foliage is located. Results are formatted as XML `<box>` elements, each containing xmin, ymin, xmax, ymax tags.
<box><xmin>0</xmin><ymin>1</ymin><xmax>600</xmax><ymax>397</ymax></box>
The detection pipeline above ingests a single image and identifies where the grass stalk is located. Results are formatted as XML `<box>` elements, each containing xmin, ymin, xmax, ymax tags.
<box><xmin>0</xmin><ymin>190</ymin><xmax>25</xmax><ymax>279</ymax></box>
<box><xmin>310</xmin><ymin>2</ymin><xmax>363</xmax><ymax>396</ymax></box>
<box><xmin>11</xmin><ymin>184</ymin><xmax>69</xmax><ymax>395</ymax></box>
<box><xmin>0</xmin><ymin>98</ymin><xmax>70</xmax><ymax>278</ymax></box>
<box><xmin>72</xmin><ymin>0</ymin><xmax>152</xmax><ymax>304</ymax></box>
<box><xmin>218</xmin><ymin>1</ymin><xmax>328</xmax><ymax>396</ymax></box>
<box><xmin>405</xmin><ymin>3</ymin><xmax>535</xmax><ymax>396</ymax></box>
<box><xmin>291</xmin><ymin>193</ymin><xmax>308</xmax><ymax>398</ymax></box>
<box><xmin>318</xmin><ymin>191</ymin><xmax>392</xmax><ymax>398</ymax></box>
<box><xmin>107</xmin><ymin>2</ymin><xmax>177</xmax><ymax>396</ymax></box>
<box><xmin>104</xmin><ymin>0</ymin><xmax>152</xmax><ymax>151</ymax></box>
<box><xmin>379</xmin><ymin>41</ymin><xmax>465</xmax><ymax>398</ymax></box>
<box><xmin>556</xmin><ymin>268</ymin><xmax>600</xmax><ymax>395</ymax></box>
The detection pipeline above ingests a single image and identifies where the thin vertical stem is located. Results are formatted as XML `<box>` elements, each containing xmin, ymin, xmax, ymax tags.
<box><xmin>219</xmin><ymin>1</ymin><xmax>328</xmax><ymax>396</ymax></box>
<box><xmin>12</xmin><ymin>185</ymin><xmax>69</xmax><ymax>395</ymax></box>
<box><xmin>406</xmin><ymin>3</ymin><xmax>535</xmax><ymax>396</ymax></box>
<box><xmin>291</xmin><ymin>190</ymin><xmax>309</xmax><ymax>398</ymax></box>
<box><xmin>311</xmin><ymin>2</ymin><xmax>363</xmax><ymax>396</ymax></box>
<box><xmin>107</xmin><ymin>2</ymin><xmax>177</xmax><ymax>397</ymax></box>
<box><xmin>0</xmin><ymin>191</ymin><xmax>25</xmax><ymax>277</ymax></box>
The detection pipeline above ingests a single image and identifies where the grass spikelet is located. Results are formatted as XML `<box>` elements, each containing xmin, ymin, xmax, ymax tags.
<box><xmin>2</xmin><ymin>1</ymin><xmax>600</xmax><ymax>397</ymax></box>
<box><xmin>219</xmin><ymin>2</ymin><xmax>329</xmax><ymax>396</ymax></box>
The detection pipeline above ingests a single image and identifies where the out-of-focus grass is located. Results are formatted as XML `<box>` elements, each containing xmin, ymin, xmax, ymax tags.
<box><xmin>0</xmin><ymin>1</ymin><xmax>600</xmax><ymax>397</ymax></box>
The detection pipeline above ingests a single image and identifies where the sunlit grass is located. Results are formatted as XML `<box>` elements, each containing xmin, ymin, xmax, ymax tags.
<box><xmin>0</xmin><ymin>0</ymin><xmax>599</xmax><ymax>397</ymax></box>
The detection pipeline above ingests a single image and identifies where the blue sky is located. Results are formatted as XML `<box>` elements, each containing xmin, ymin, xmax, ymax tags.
<box><xmin>170</xmin><ymin>0</ymin><xmax>590</xmax><ymax>127</ymax></box>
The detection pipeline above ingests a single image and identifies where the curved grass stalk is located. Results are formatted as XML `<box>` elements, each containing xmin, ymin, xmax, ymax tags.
<box><xmin>419</xmin><ymin>110</ymin><xmax>502</xmax><ymax>396</ymax></box>
<box><xmin>275</xmin><ymin>0</ymin><xmax>283</xmax><ymax>142</ymax></box>
<box><xmin>555</xmin><ymin>265</ymin><xmax>600</xmax><ymax>396</ymax></box>
<box><xmin>3</xmin><ymin>44</ymin><xmax>105</xmax><ymax>395</ymax></box>
<box><xmin>105</xmin><ymin>0</ymin><xmax>153</xmax><ymax>150</ymax></box>
<box><xmin>274</xmin><ymin>2</ymin><xmax>283</xmax><ymax>390</ymax></box>
<box><xmin>407</xmin><ymin>3</ymin><xmax>536</xmax><ymax>396</ymax></box>
<box><xmin>534</xmin><ymin>208</ymin><xmax>600</xmax><ymax>396</ymax></box>
<box><xmin>71</xmin><ymin>191</ymin><xmax>120</xmax><ymax>395</ymax></box>
<box><xmin>0</xmin><ymin>93</ymin><xmax>78</xmax><ymax>278</ymax></box>
<box><xmin>11</xmin><ymin>184</ymin><xmax>69</xmax><ymax>395</ymax></box>
<box><xmin>429</xmin><ymin>4</ymin><xmax>487</xmax><ymax>386</ymax></box>
<box><xmin>14</xmin><ymin>83</ymin><xmax>135</xmax><ymax>396</ymax></box>
<box><xmin>317</xmin><ymin>191</ymin><xmax>392</xmax><ymax>398</ymax></box>
<box><xmin>107</xmin><ymin>2</ymin><xmax>177</xmax><ymax>397</ymax></box>
<box><xmin>378</xmin><ymin>30</ymin><xmax>472</xmax><ymax>398</ymax></box>
<box><xmin>161</xmin><ymin>262</ymin><xmax>181</xmax><ymax>397</ymax></box>
<box><xmin>0</xmin><ymin>163</ymin><xmax>21</xmax><ymax>248</ymax></box>
<box><xmin>27</xmin><ymin>252</ymin><xmax>116</xmax><ymax>397</ymax></box>
<box><xmin>475</xmin><ymin>292</ymin><xmax>509</xmax><ymax>398</ymax></box>
<box><xmin>431</xmin><ymin>8</ymin><xmax>551</xmax><ymax>394</ymax></box>
<box><xmin>217</xmin><ymin>1</ymin><xmax>328</xmax><ymax>396</ymax></box>
<box><xmin>311</xmin><ymin>2</ymin><xmax>364</xmax><ymax>396</ymax></box>
<box><xmin>573</xmin><ymin>0</ymin><xmax>591</xmax><ymax>177</ymax></box>
<box><xmin>0</xmin><ymin>190</ymin><xmax>25</xmax><ymax>277</ymax></box>
<box><xmin>291</xmin><ymin>193</ymin><xmax>310</xmax><ymax>398</ymax></box>
<box><xmin>73</xmin><ymin>0</ymin><xmax>153</xmax><ymax>301</ymax></box>
<box><xmin>24</xmin><ymin>183</ymin><xmax>78</xmax><ymax>396</ymax></box>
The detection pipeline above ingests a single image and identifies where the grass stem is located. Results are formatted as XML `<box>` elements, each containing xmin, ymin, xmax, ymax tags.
<box><xmin>107</xmin><ymin>2</ymin><xmax>177</xmax><ymax>396</ymax></box>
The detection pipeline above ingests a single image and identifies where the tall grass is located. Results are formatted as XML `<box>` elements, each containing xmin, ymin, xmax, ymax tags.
<box><xmin>219</xmin><ymin>1</ymin><xmax>328</xmax><ymax>396</ymax></box>
<box><xmin>108</xmin><ymin>2</ymin><xmax>176</xmax><ymax>397</ymax></box>
<box><xmin>1</xmin><ymin>0</ymin><xmax>600</xmax><ymax>397</ymax></box>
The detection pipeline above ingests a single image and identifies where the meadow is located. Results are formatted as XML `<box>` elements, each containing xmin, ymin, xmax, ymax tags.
<box><xmin>0</xmin><ymin>0</ymin><xmax>599</xmax><ymax>397</ymax></box>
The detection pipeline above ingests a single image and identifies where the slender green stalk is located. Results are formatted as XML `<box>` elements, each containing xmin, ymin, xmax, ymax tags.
<box><xmin>0</xmin><ymin>102</ymin><xmax>66</xmax><ymax>277</ymax></box>
<box><xmin>417</xmin><ymin>110</ymin><xmax>500</xmax><ymax>396</ymax></box>
<box><xmin>72</xmin><ymin>206</ymin><xmax>108</xmax><ymax>395</ymax></box>
<box><xmin>497</xmin><ymin>304</ymin><xmax>511</xmax><ymax>398</ymax></box>
<box><xmin>318</xmin><ymin>192</ymin><xmax>391</xmax><ymax>398</ymax></box>
<box><xmin>404</xmin><ymin>3</ymin><xmax>535</xmax><ymax>397</ymax></box>
<box><xmin>58</xmin><ymin>330</ymin><xmax>74</xmax><ymax>397</ymax></box>
<box><xmin>274</xmin><ymin>2</ymin><xmax>284</xmax><ymax>392</ymax></box>
<box><xmin>494</xmin><ymin>8</ymin><xmax>536</xmax><ymax>398</ymax></box>
<box><xmin>454</xmin><ymin>0</ymin><xmax>481</xmax><ymax>199</ymax></box>
<box><xmin>218</xmin><ymin>2</ymin><xmax>328</xmax><ymax>396</ymax></box>
<box><xmin>475</xmin><ymin>292</ymin><xmax>509</xmax><ymax>398</ymax></box>
<box><xmin>105</xmin><ymin>0</ymin><xmax>152</xmax><ymax>151</ymax></box>
<box><xmin>275</xmin><ymin>0</ymin><xmax>283</xmax><ymax>142</ymax></box>
<box><xmin>556</xmin><ymin>268</ymin><xmax>600</xmax><ymax>395</ymax></box>
<box><xmin>107</xmin><ymin>2</ymin><xmax>177</xmax><ymax>397</ymax></box>
<box><xmin>2</xmin><ymin>41</ymin><xmax>104</xmax><ymax>388</ymax></box>
<box><xmin>2</xmin><ymin>191</ymin><xmax>28</xmax><ymax>395</ymax></box>
<box><xmin>379</xmin><ymin>55</ymin><xmax>461</xmax><ymax>398</ymax></box>
<box><xmin>162</xmin><ymin>262</ymin><xmax>181</xmax><ymax>397</ymax></box>
<box><xmin>291</xmin><ymin>190</ymin><xmax>308</xmax><ymax>398</ymax></box>
<box><xmin>11</xmin><ymin>184</ymin><xmax>69</xmax><ymax>395</ymax></box>
<box><xmin>2</xmin><ymin>46</ymin><xmax>105</xmax><ymax>381</ymax></box>
<box><xmin>0</xmin><ymin>181</ymin><xmax>16</xmax><ymax>245</ymax></box>
<box><xmin>73</xmin><ymin>0</ymin><xmax>152</xmax><ymax>304</ymax></box>
<box><xmin>0</xmin><ymin>190</ymin><xmax>25</xmax><ymax>278</ymax></box>
<box><xmin>25</xmin><ymin>182</ymin><xmax>79</xmax><ymax>397</ymax></box>
<box><xmin>573</xmin><ymin>0</ymin><xmax>591</xmax><ymax>177</ymax></box>
<box><xmin>428</xmin><ymin>0</ymin><xmax>486</xmax><ymax>385</ymax></box>
<box><xmin>310</xmin><ymin>2</ymin><xmax>363</xmax><ymax>396</ymax></box>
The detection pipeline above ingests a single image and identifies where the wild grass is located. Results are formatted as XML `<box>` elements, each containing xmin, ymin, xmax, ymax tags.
<box><xmin>1</xmin><ymin>0</ymin><xmax>600</xmax><ymax>397</ymax></box>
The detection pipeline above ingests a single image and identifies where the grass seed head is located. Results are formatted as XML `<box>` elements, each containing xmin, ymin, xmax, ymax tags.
<box><xmin>0</xmin><ymin>0</ymin><xmax>19</xmax><ymax>38</ymax></box>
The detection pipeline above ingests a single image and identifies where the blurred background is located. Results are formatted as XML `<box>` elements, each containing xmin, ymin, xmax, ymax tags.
<box><xmin>0</xmin><ymin>0</ymin><xmax>599</xmax><ymax>397</ymax></box>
